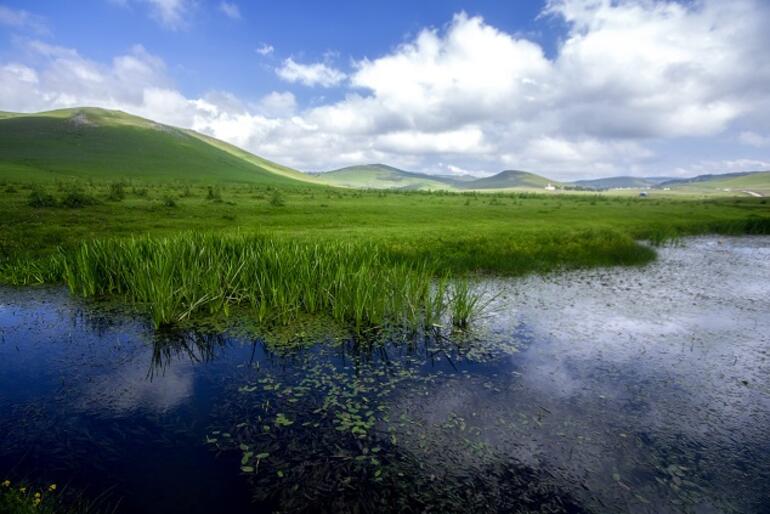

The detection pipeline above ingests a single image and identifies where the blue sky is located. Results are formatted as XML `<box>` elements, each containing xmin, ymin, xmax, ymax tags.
<box><xmin>1</xmin><ymin>0</ymin><xmax>769</xmax><ymax>179</ymax></box>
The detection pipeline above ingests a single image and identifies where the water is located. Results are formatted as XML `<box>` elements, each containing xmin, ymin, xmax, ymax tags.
<box><xmin>1</xmin><ymin>236</ymin><xmax>769</xmax><ymax>513</ymax></box>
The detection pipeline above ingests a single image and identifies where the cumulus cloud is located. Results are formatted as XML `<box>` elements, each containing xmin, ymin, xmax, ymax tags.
<box><xmin>2</xmin><ymin>1</ymin><xmax>770</xmax><ymax>178</ymax></box>
<box><xmin>256</xmin><ymin>91</ymin><xmax>297</xmax><ymax>117</ymax></box>
<box><xmin>276</xmin><ymin>58</ymin><xmax>347</xmax><ymax>87</ymax></box>
<box><xmin>219</xmin><ymin>1</ymin><xmax>240</xmax><ymax>20</ymax></box>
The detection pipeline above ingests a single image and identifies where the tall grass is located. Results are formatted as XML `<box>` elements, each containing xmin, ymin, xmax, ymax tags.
<box><xmin>4</xmin><ymin>233</ymin><xmax>481</xmax><ymax>330</ymax></box>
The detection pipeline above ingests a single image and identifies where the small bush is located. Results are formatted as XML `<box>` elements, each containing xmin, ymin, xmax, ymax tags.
<box><xmin>270</xmin><ymin>190</ymin><xmax>286</xmax><ymax>207</ymax></box>
<box><xmin>107</xmin><ymin>182</ymin><xmax>126</xmax><ymax>202</ymax></box>
<box><xmin>206</xmin><ymin>186</ymin><xmax>222</xmax><ymax>202</ymax></box>
<box><xmin>60</xmin><ymin>191</ymin><xmax>98</xmax><ymax>209</ymax></box>
<box><xmin>27</xmin><ymin>191</ymin><xmax>57</xmax><ymax>208</ymax></box>
<box><xmin>132</xmin><ymin>187</ymin><xmax>148</xmax><ymax>197</ymax></box>
<box><xmin>4</xmin><ymin>185</ymin><xmax>17</xmax><ymax>193</ymax></box>
<box><xmin>162</xmin><ymin>196</ymin><xmax>177</xmax><ymax>208</ymax></box>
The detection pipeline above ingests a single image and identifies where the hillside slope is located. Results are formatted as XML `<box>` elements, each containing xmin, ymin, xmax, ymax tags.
<box><xmin>0</xmin><ymin>107</ymin><xmax>316</xmax><ymax>186</ymax></box>
<box><xmin>462</xmin><ymin>170</ymin><xmax>555</xmax><ymax>190</ymax></box>
<box><xmin>570</xmin><ymin>176</ymin><xmax>673</xmax><ymax>189</ymax></box>
<box><xmin>312</xmin><ymin>164</ymin><xmax>458</xmax><ymax>190</ymax></box>
<box><xmin>659</xmin><ymin>171</ymin><xmax>770</xmax><ymax>195</ymax></box>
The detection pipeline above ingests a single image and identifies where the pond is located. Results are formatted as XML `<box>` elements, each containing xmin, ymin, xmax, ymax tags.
<box><xmin>1</xmin><ymin>236</ymin><xmax>769</xmax><ymax>513</ymax></box>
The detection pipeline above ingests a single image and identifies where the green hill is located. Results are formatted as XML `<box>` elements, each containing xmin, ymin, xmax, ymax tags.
<box><xmin>570</xmin><ymin>176</ymin><xmax>672</xmax><ymax>190</ymax></box>
<box><xmin>660</xmin><ymin>171</ymin><xmax>770</xmax><ymax>196</ymax></box>
<box><xmin>461</xmin><ymin>170</ymin><xmax>555</xmax><ymax>190</ymax></box>
<box><xmin>0</xmin><ymin>107</ymin><xmax>317</xmax><ymax>186</ymax></box>
<box><xmin>312</xmin><ymin>164</ymin><xmax>458</xmax><ymax>190</ymax></box>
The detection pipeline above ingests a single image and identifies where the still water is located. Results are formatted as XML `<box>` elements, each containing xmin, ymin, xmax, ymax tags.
<box><xmin>1</xmin><ymin>237</ymin><xmax>769</xmax><ymax>513</ymax></box>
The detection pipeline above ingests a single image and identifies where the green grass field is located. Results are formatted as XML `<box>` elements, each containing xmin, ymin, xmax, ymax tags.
<box><xmin>1</xmin><ymin>181</ymin><xmax>767</xmax><ymax>273</ymax></box>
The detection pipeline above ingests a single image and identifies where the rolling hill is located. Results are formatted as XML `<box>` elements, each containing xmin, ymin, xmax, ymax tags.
<box><xmin>312</xmin><ymin>164</ymin><xmax>460</xmax><ymax>190</ymax></box>
<box><xmin>658</xmin><ymin>171</ymin><xmax>770</xmax><ymax>195</ymax></box>
<box><xmin>0</xmin><ymin>107</ymin><xmax>317</xmax><ymax>186</ymax></box>
<box><xmin>461</xmin><ymin>170</ymin><xmax>555</xmax><ymax>190</ymax></box>
<box><xmin>313</xmin><ymin>165</ymin><xmax>558</xmax><ymax>191</ymax></box>
<box><xmin>570</xmin><ymin>176</ymin><xmax>674</xmax><ymax>190</ymax></box>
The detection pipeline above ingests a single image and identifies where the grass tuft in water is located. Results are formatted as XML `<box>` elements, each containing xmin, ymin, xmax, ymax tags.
<box><xmin>3</xmin><ymin>233</ymin><xmax>482</xmax><ymax>331</ymax></box>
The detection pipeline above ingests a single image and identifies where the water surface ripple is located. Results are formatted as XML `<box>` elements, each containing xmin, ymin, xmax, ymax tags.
<box><xmin>0</xmin><ymin>236</ymin><xmax>768</xmax><ymax>513</ymax></box>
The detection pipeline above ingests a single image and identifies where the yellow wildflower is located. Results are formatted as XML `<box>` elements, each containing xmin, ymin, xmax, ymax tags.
<box><xmin>1</xmin><ymin>480</ymin><xmax>9</xmax><ymax>487</ymax></box>
<box><xmin>19</xmin><ymin>486</ymin><xmax>26</xmax><ymax>493</ymax></box>
<box><xmin>48</xmin><ymin>483</ymin><xmax>57</xmax><ymax>491</ymax></box>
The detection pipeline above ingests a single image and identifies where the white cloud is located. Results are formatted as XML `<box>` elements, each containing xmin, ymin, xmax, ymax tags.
<box><xmin>0</xmin><ymin>5</ymin><xmax>48</xmax><ymax>34</ymax></box>
<box><xmin>256</xmin><ymin>91</ymin><xmax>296</xmax><ymax>117</ymax></box>
<box><xmin>219</xmin><ymin>2</ymin><xmax>240</xmax><ymax>20</ymax></box>
<box><xmin>678</xmin><ymin>159</ymin><xmax>770</xmax><ymax>175</ymax></box>
<box><xmin>111</xmin><ymin>0</ymin><xmax>193</xmax><ymax>29</ymax></box>
<box><xmin>256</xmin><ymin>43</ymin><xmax>274</xmax><ymax>56</ymax></box>
<box><xmin>146</xmin><ymin>0</ymin><xmax>191</xmax><ymax>28</ymax></box>
<box><xmin>739</xmin><ymin>131</ymin><xmax>770</xmax><ymax>148</ymax></box>
<box><xmin>2</xmin><ymin>1</ymin><xmax>770</xmax><ymax>178</ymax></box>
<box><xmin>276</xmin><ymin>58</ymin><xmax>346</xmax><ymax>87</ymax></box>
<box><xmin>376</xmin><ymin>127</ymin><xmax>490</xmax><ymax>154</ymax></box>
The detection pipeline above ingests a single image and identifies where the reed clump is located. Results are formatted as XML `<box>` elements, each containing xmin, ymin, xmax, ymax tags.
<box><xmin>10</xmin><ymin>233</ymin><xmax>481</xmax><ymax>330</ymax></box>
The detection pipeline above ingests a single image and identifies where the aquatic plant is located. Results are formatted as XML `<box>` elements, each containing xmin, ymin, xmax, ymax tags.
<box><xmin>10</xmin><ymin>233</ymin><xmax>482</xmax><ymax>330</ymax></box>
<box><xmin>0</xmin><ymin>480</ymin><xmax>57</xmax><ymax>514</ymax></box>
<box><xmin>450</xmin><ymin>278</ymin><xmax>481</xmax><ymax>328</ymax></box>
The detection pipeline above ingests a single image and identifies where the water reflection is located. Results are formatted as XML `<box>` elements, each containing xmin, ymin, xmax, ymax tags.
<box><xmin>0</xmin><ymin>236</ymin><xmax>769</xmax><ymax>513</ymax></box>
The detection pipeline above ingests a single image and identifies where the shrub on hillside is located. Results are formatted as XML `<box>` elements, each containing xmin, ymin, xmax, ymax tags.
<box><xmin>206</xmin><ymin>186</ymin><xmax>222</xmax><ymax>202</ymax></box>
<box><xmin>270</xmin><ymin>190</ymin><xmax>286</xmax><ymax>207</ymax></box>
<box><xmin>107</xmin><ymin>182</ymin><xmax>126</xmax><ymax>201</ymax></box>
<box><xmin>27</xmin><ymin>191</ymin><xmax>57</xmax><ymax>208</ymax></box>
<box><xmin>60</xmin><ymin>191</ymin><xmax>99</xmax><ymax>208</ymax></box>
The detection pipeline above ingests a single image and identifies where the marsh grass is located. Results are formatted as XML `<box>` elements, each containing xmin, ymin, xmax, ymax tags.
<box><xmin>6</xmin><ymin>233</ymin><xmax>481</xmax><ymax>330</ymax></box>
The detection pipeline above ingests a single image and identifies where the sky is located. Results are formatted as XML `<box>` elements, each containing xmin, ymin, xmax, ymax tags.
<box><xmin>1</xmin><ymin>0</ymin><xmax>770</xmax><ymax>180</ymax></box>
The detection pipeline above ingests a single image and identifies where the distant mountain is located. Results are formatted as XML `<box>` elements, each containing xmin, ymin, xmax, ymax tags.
<box><xmin>312</xmin><ymin>165</ymin><xmax>561</xmax><ymax>191</ymax></box>
<box><xmin>312</xmin><ymin>164</ymin><xmax>459</xmax><ymax>190</ymax></box>
<box><xmin>570</xmin><ymin>176</ymin><xmax>674</xmax><ymax>190</ymax></box>
<box><xmin>658</xmin><ymin>171</ymin><xmax>770</xmax><ymax>195</ymax></box>
<box><xmin>0</xmin><ymin>107</ymin><xmax>316</xmax><ymax>186</ymax></box>
<box><xmin>461</xmin><ymin>170</ymin><xmax>555</xmax><ymax>190</ymax></box>
<box><xmin>659</xmin><ymin>171</ymin><xmax>764</xmax><ymax>187</ymax></box>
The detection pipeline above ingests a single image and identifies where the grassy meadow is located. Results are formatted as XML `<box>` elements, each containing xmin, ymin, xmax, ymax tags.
<box><xmin>0</xmin><ymin>179</ymin><xmax>768</xmax><ymax>330</ymax></box>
